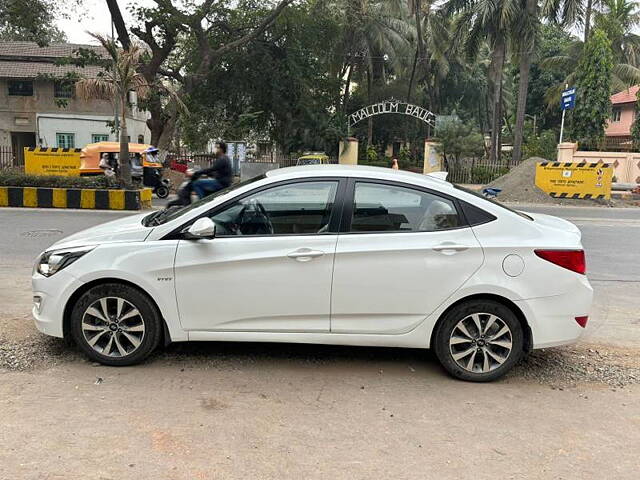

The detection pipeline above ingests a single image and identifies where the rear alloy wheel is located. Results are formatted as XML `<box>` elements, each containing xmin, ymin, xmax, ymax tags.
<box><xmin>434</xmin><ymin>300</ymin><xmax>524</xmax><ymax>382</ymax></box>
<box><xmin>70</xmin><ymin>284</ymin><xmax>162</xmax><ymax>366</ymax></box>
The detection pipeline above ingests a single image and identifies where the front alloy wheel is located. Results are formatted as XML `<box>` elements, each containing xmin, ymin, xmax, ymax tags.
<box><xmin>71</xmin><ymin>283</ymin><xmax>162</xmax><ymax>366</ymax></box>
<box><xmin>434</xmin><ymin>300</ymin><xmax>524</xmax><ymax>382</ymax></box>
<box><xmin>81</xmin><ymin>297</ymin><xmax>146</xmax><ymax>358</ymax></box>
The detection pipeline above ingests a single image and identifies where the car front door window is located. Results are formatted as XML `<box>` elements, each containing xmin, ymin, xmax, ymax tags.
<box><xmin>210</xmin><ymin>181</ymin><xmax>339</xmax><ymax>236</ymax></box>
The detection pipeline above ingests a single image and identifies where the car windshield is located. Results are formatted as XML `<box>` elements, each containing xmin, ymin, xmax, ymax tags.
<box><xmin>454</xmin><ymin>184</ymin><xmax>533</xmax><ymax>221</ymax></box>
<box><xmin>143</xmin><ymin>174</ymin><xmax>267</xmax><ymax>226</ymax></box>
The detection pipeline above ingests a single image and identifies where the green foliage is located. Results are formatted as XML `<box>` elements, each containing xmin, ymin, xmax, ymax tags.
<box><xmin>571</xmin><ymin>29</ymin><xmax>614</xmax><ymax>149</ymax></box>
<box><xmin>470</xmin><ymin>166</ymin><xmax>508</xmax><ymax>184</ymax></box>
<box><xmin>0</xmin><ymin>170</ymin><xmax>122</xmax><ymax>189</ymax></box>
<box><xmin>525</xmin><ymin>24</ymin><xmax>574</xmax><ymax>132</ymax></box>
<box><xmin>398</xmin><ymin>146</ymin><xmax>412</xmax><ymax>164</ymax></box>
<box><xmin>523</xmin><ymin>129</ymin><xmax>558</xmax><ymax>161</ymax></box>
<box><xmin>179</xmin><ymin>1</ymin><xmax>345</xmax><ymax>154</ymax></box>
<box><xmin>0</xmin><ymin>0</ymin><xmax>67</xmax><ymax>45</ymax></box>
<box><xmin>366</xmin><ymin>145</ymin><xmax>379</xmax><ymax>163</ymax></box>
<box><xmin>433</xmin><ymin>119</ymin><xmax>485</xmax><ymax>164</ymax></box>
<box><xmin>120</xmin><ymin>0</ymin><xmax>640</xmax><ymax>158</ymax></box>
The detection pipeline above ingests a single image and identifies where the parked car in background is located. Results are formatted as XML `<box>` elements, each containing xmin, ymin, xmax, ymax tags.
<box><xmin>296</xmin><ymin>152</ymin><xmax>330</xmax><ymax>166</ymax></box>
<box><xmin>31</xmin><ymin>165</ymin><xmax>592</xmax><ymax>381</ymax></box>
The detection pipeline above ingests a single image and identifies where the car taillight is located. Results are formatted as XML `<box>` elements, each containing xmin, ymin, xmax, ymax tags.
<box><xmin>534</xmin><ymin>249</ymin><xmax>586</xmax><ymax>275</ymax></box>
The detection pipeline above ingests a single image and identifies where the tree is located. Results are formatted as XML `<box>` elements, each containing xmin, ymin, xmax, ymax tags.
<box><xmin>631</xmin><ymin>90</ymin><xmax>640</xmax><ymax>150</ymax></box>
<box><xmin>525</xmin><ymin>24</ymin><xmax>573</xmax><ymax>132</ymax></box>
<box><xmin>571</xmin><ymin>29</ymin><xmax>613</xmax><ymax>148</ymax></box>
<box><xmin>542</xmin><ymin>0</ymin><xmax>600</xmax><ymax>43</ymax></box>
<box><xmin>335</xmin><ymin>0</ymin><xmax>412</xmax><ymax>146</ymax></box>
<box><xmin>542</xmin><ymin>0</ymin><xmax>640</xmax><ymax>114</ymax></box>
<box><xmin>180</xmin><ymin>1</ymin><xmax>346</xmax><ymax>154</ymax></box>
<box><xmin>76</xmin><ymin>34</ymin><xmax>150</xmax><ymax>187</ymax></box>
<box><xmin>434</xmin><ymin>118</ymin><xmax>484</xmax><ymax>172</ymax></box>
<box><xmin>593</xmin><ymin>0</ymin><xmax>640</xmax><ymax>67</ymax></box>
<box><xmin>0</xmin><ymin>0</ymin><xmax>67</xmax><ymax>44</ymax></box>
<box><xmin>107</xmin><ymin>0</ymin><xmax>295</xmax><ymax>150</ymax></box>
<box><xmin>511</xmin><ymin>0</ymin><xmax>539</xmax><ymax>165</ymax></box>
<box><xmin>406</xmin><ymin>2</ymin><xmax>452</xmax><ymax>111</ymax></box>
<box><xmin>445</xmin><ymin>0</ymin><xmax>519</xmax><ymax>163</ymax></box>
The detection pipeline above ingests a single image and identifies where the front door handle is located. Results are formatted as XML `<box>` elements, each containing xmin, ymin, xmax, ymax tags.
<box><xmin>432</xmin><ymin>243</ymin><xmax>469</xmax><ymax>254</ymax></box>
<box><xmin>287</xmin><ymin>248</ymin><xmax>325</xmax><ymax>262</ymax></box>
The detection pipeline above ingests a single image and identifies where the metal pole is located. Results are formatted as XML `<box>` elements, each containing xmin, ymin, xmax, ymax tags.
<box><xmin>559</xmin><ymin>83</ymin><xmax>568</xmax><ymax>144</ymax></box>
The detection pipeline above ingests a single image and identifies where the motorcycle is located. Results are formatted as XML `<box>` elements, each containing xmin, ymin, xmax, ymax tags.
<box><xmin>166</xmin><ymin>166</ymin><xmax>198</xmax><ymax>208</ymax></box>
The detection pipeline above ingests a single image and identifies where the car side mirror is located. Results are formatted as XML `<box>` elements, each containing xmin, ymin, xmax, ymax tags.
<box><xmin>184</xmin><ymin>217</ymin><xmax>216</xmax><ymax>240</ymax></box>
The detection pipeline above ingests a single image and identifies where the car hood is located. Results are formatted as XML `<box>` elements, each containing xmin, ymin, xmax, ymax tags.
<box><xmin>522</xmin><ymin>212</ymin><xmax>582</xmax><ymax>238</ymax></box>
<box><xmin>47</xmin><ymin>212</ymin><xmax>152</xmax><ymax>250</ymax></box>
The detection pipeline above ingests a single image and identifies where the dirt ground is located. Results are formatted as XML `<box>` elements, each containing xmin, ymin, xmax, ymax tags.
<box><xmin>2</xmin><ymin>313</ymin><xmax>640</xmax><ymax>480</ymax></box>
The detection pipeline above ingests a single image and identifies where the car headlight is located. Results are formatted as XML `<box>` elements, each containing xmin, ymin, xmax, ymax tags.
<box><xmin>36</xmin><ymin>246</ymin><xmax>96</xmax><ymax>277</ymax></box>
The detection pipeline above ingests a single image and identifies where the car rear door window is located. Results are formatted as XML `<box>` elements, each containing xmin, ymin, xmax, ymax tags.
<box><xmin>350</xmin><ymin>182</ymin><xmax>461</xmax><ymax>232</ymax></box>
<box><xmin>210</xmin><ymin>181</ymin><xmax>339</xmax><ymax>236</ymax></box>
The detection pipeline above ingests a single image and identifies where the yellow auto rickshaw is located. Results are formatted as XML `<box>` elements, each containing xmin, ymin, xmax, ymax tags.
<box><xmin>296</xmin><ymin>152</ymin><xmax>330</xmax><ymax>166</ymax></box>
<box><xmin>80</xmin><ymin>142</ymin><xmax>170</xmax><ymax>198</ymax></box>
<box><xmin>79</xmin><ymin>142</ymin><xmax>162</xmax><ymax>174</ymax></box>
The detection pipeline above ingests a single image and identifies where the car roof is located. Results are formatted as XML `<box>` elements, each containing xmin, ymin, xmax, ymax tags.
<box><xmin>266</xmin><ymin>164</ymin><xmax>453</xmax><ymax>190</ymax></box>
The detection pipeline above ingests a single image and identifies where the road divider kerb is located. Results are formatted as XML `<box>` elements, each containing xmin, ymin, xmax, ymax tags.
<box><xmin>0</xmin><ymin>186</ymin><xmax>153</xmax><ymax>210</ymax></box>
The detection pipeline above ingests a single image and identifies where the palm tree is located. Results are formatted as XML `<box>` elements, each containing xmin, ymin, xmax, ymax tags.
<box><xmin>543</xmin><ymin>0</ymin><xmax>640</xmax><ymax>106</ymax></box>
<box><xmin>594</xmin><ymin>0</ymin><xmax>640</xmax><ymax>66</ymax></box>
<box><xmin>511</xmin><ymin>0</ymin><xmax>539</xmax><ymax>164</ymax></box>
<box><xmin>406</xmin><ymin>1</ymin><xmax>452</xmax><ymax>107</ymax></box>
<box><xmin>76</xmin><ymin>33</ymin><xmax>149</xmax><ymax>187</ymax></box>
<box><xmin>337</xmin><ymin>0</ymin><xmax>412</xmax><ymax>146</ymax></box>
<box><xmin>444</xmin><ymin>0</ymin><xmax>520</xmax><ymax>162</ymax></box>
<box><xmin>542</xmin><ymin>0</ymin><xmax>600</xmax><ymax>42</ymax></box>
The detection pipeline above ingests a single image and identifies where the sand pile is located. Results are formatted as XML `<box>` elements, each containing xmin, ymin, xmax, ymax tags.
<box><xmin>485</xmin><ymin>157</ymin><xmax>557</xmax><ymax>204</ymax></box>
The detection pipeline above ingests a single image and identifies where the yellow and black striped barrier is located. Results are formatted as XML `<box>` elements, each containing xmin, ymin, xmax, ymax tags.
<box><xmin>535</xmin><ymin>161</ymin><xmax>612</xmax><ymax>200</ymax></box>
<box><xmin>24</xmin><ymin>147</ymin><xmax>82</xmax><ymax>176</ymax></box>
<box><xmin>0</xmin><ymin>187</ymin><xmax>153</xmax><ymax>210</ymax></box>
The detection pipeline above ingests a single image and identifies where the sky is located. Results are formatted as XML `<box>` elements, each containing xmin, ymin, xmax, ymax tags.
<box><xmin>57</xmin><ymin>1</ymin><xmax>638</xmax><ymax>45</ymax></box>
<box><xmin>56</xmin><ymin>0</ymin><xmax>155</xmax><ymax>44</ymax></box>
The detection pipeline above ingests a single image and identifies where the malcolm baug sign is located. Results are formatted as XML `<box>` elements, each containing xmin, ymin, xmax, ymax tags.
<box><xmin>348</xmin><ymin>101</ymin><xmax>436</xmax><ymax>127</ymax></box>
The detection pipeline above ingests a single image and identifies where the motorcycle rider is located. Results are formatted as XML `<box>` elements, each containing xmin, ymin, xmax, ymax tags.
<box><xmin>191</xmin><ymin>141</ymin><xmax>233</xmax><ymax>198</ymax></box>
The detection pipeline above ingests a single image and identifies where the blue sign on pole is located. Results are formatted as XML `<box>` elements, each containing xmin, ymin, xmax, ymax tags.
<box><xmin>561</xmin><ymin>87</ymin><xmax>576</xmax><ymax>110</ymax></box>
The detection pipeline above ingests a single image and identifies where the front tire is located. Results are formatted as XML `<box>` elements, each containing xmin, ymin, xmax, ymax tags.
<box><xmin>433</xmin><ymin>300</ymin><xmax>524</xmax><ymax>382</ymax></box>
<box><xmin>70</xmin><ymin>283</ymin><xmax>162</xmax><ymax>366</ymax></box>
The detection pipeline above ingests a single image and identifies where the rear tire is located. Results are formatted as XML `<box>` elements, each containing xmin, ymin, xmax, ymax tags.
<box><xmin>70</xmin><ymin>283</ymin><xmax>162</xmax><ymax>366</ymax></box>
<box><xmin>154</xmin><ymin>185</ymin><xmax>169</xmax><ymax>198</ymax></box>
<box><xmin>433</xmin><ymin>300</ymin><xmax>524</xmax><ymax>382</ymax></box>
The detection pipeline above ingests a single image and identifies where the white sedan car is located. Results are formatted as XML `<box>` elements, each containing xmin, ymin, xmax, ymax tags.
<box><xmin>32</xmin><ymin>166</ymin><xmax>592</xmax><ymax>381</ymax></box>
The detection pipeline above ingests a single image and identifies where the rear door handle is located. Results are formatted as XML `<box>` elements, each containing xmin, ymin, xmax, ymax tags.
<box><xmin>287</xmin><ymin>248</ymin><xmax>325</xmax><ymax>262</ymax></box>
<box><xmin>432</xmin><ymin>243</ymin><xmax>469</xmax><ymax>254</ymax></box>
